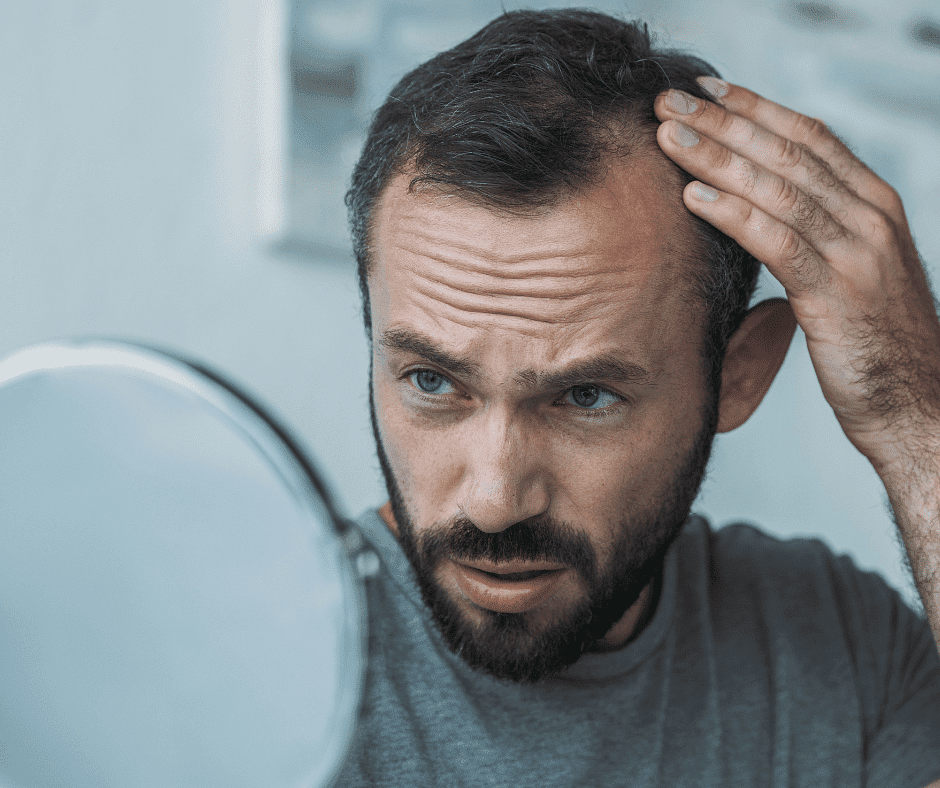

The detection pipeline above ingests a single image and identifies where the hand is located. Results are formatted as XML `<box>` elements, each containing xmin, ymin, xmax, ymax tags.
<box><xmin>654</xmin><ymin>78</ymin><xmax>940</xmax><ymax>469</ymax></box>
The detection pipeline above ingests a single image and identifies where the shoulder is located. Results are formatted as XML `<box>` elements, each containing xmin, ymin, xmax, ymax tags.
<box><xmin>703</xmin><ymin>517</ymin><xmax>848</xmax><ymax>575</ymax></box>
<box><xmin>679</xmin><ymin>515</ymin><xmax>902</xmax><ymax>617</ymax></box>
<box><xmin>677</xmin><ymin>516</ymin><xmax>939</xmax><ymax>716</ymax></box>
<box><xmin>670</xmin><ymin>518</ymin><xmax>940</xmax><ymax>781</ymax></box>
<box><xmin>671</xmin><ymin>515</ymin><xmax>931</xmax><ymax>681</ymax></box>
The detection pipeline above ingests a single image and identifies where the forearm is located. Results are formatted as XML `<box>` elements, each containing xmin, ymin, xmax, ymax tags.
<box><xmin>878</xmin><ymin>444</ymin><xmax>940</xmax><ymax>654</ymax></box>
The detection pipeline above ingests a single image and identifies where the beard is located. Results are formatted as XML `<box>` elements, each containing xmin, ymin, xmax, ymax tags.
<box><xmin>369</xmin><ymin>376</ymin><xmax>718</xmax><ymax>684</ymax></box>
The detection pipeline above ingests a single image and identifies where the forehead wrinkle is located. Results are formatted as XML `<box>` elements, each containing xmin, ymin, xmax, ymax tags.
<box><xmin>391</xmin><ymin>303</ymin><xmax>594</xmax><ymax>338</ymax></box>
<box><xmin>396</xmin><ymin>242</ymin><xmax>647</xmax><ymax>307</ymax></box>
<box><xmin>396</xmin><ymin>222</ymin><xmax>634</xmax><ymax>279</ymax></box>
<box><xmin>406</xmin><ymin>270</ymin><xmax>621</xmax><ymax>325</ymax></box>
<box><xmin>385</xmin><ymin>188</ymin><xmax>665</xmax><ymax>281</ymax></box>
<box><xmin>408</xmin><ymin>262</ymin><xmax>621</xmax><ymax>301</ymax></box>
<box><xmin>396</xmin><ymin>215</ymin><xmax>671</xmax><ymax>280</ymax></box>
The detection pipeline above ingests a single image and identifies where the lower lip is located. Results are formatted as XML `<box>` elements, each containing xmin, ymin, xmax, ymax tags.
<box><xmin>452</xmin><ymin>562</ymin><xmax>567</xmax><ymax>614</ymax></box>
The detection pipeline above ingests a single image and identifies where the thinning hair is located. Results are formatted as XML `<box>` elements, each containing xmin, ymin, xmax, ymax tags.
<box><xmin>345</xmin><ymin>8</ymin><xmax>761</xmax><ymax>395</ymax></box>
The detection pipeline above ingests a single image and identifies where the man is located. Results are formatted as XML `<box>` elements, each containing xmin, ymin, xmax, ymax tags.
<box><xmin>335</xmin><ymin>9</ymin><xmax>940</xmax><ymax>786</ymax></box>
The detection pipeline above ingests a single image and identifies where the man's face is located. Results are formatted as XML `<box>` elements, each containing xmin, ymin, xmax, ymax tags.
<box><xmin>368</xmin><ymin>158</ymin><xmax>717</xmax><ymax>683</ymax></box>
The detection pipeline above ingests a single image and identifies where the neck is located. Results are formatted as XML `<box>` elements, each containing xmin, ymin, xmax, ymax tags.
<box><xmin>590</xmin><ymin>571</ymin><xmax>659</xmax><ymax>652</ymax></box>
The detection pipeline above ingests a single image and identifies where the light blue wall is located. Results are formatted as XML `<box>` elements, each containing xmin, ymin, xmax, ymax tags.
<box><xmin>0</xmin><ymin>0</ymin><xmax>380</xmax><ymax>521</ymax></box>
<box><xmin>2</xmin><ymin>0</ymin><xmax>938</xmax><ymax>609</ymax></box>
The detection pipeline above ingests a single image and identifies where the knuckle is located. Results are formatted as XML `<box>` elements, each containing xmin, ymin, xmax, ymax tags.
<box><xmin>740</xmin><ymin>121</ymin><xmax>759</xmax><ymax>147</ymax></box>
<box><xmin>742</xmin><ymin>203</ymin><xmax>767</xmax><ymax>241</ymax></box>
<box><xmin>884</xmin><ymin>183</ymin><xmax>902</xmax><ymax>206</ymax></box>
<box><xmin>739</xmin><ymin>91</ymin><xmax>763</xmax><ymax>117</ymax></box>
<box><xmin>781</xmin><ymin>136</ymin><xmax>843</xmax><ymax>197</ymax></box>
<box><xmin>735</xmin><ymin>157</ymin><xmax>761</xmax><ymax>196</ymax></box>
<box><xmin>777</xmin><ymin>137</ymin><xmax>807</xmax><ymax>170</ymax></box>
<box><xmin>792</xmin><ymin>191</ymin><xmax>823</xmax><ymax>232</ymax></box>
<box><xmin>816</xmin><ymin>160</ymin><xmax>844</xmax><ymax>196</ymax></box>
<box><xmin>824</xmin><ymin>216</ymin><xmax>850</xmax><ymax>244</ymax></box>
<box><xmin>774</xmin><ymin>177</ymin><xmax>801</xmax><ymax>213</ymax></box>
<box><xmin>811</xmin><ymin>117</ymin><xmax>829</xmax><ymax>135</ymax></box>
<box><xmin>716</xmin><ymin>145</ymin><xmax>736</xmax><ymax>172</ymax></box>
<box><xmin>794</xmin><ymin>114</ymin><xmax>829</xmax><ymax>142</ymax></box>
<box><xmin>877</xmin><ymin>182</ymin><xmax>904</xmax><ymax>217</ymax></box>
<box><xmin>743</xmin><ymin>205</ymin><xmax>822</xmax><ymax>292</ymax></box>
<box><xmin>717</xmin><ymin>110</ymin><xmax>738</xmax><ymax>138</ymax></box>
<box><xmin>777</xmin><ymin>225</ymin><xmax>805</xmax><ymax>262</ymax></box>
<box><xmin>793</xmin><ymin>190</ymin><xmax>846</xmax><ymax>245</ymax></box>
<box><xmin>783</xmin><ymin>241</ymin><xmax>825</xmax><ymax>291</ymax></box>
<box><xmin>862</xmin><ymin>206</ymin><xmax>897</xmax><ymax>245</ymax></box>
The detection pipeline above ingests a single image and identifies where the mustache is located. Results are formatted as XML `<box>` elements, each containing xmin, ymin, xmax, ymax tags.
<box><xmin>417</xmin><ymin>515</ymin><xmax>596</xmax><ymax>576</ymax></box>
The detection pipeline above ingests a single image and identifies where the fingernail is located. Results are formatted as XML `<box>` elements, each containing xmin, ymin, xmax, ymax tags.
<box><xmin>665</xmin><ymin>89</ymin><xmax>698</xmax><ymax>114</ymax></box>
<box><xmin>697</xmin><ymin>76</ymin><xmax>729</xmax><ymax>99</ymax></box>
<box><xmin>690</xmin><ymin>182</ymin><xmax>719</xmax><ymax>202</ymax></box>
<box><xmin>672</xmin><ymin>122</ymin><xmax>699</xmax><ymax>147</ymax></box>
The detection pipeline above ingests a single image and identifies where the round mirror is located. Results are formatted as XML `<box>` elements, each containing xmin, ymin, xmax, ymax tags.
<box><xmin>0</xmin><ymin>340</ymin><xmax>365</xmax><ymax>788</ymax></box>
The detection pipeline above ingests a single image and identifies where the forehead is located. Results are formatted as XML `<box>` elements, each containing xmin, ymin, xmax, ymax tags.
<box><xmin>369</xmin><ymin>157</ymin><xmax>702</xmax><ymax>375</ymax></box>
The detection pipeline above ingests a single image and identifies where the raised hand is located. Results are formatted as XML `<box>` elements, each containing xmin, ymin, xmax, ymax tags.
<box><xmin>654</xmin><ymin>78</ymin><xmax>940</xmax><ymax>471</ymax></box>
<box><xmin>654</xmin><ymin>78</ymin><xmax>940</xmax><ymax>650</ymax></box>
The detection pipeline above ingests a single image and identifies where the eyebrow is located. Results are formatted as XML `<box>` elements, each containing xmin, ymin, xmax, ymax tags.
<box><xmin>379</xmin><ymin>328</ymin><xmax>653</xmax><ymax>390</ymax></box>
<box><xmin>380</xmin><ymin>329</ymin><xmax>482</xmax><ymax>378</ymax></box>
<box><xmin>516</xmin><ymin>355</ymin><xmax>653</xmax><ymax>390</ymax></box>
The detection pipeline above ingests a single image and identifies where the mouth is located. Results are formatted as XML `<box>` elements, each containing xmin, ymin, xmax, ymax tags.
<box><xmin>456</xmin><ymin>558</ymin><xmax>567</xmax><ymax>576</ymax></box>
<box><xmin>450</xmin><ymin>560</ymin><xmax>568</xmax><ymax>614</ymax></box>
<box><xmin>477</xmin><ymin>568</ymin><xmax>557</xmax><ymax>582</ymax></box>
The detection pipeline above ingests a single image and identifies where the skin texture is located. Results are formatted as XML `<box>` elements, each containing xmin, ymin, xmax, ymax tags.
<box><xmin>653</xmin><ymin>79</ymin><xmax>940</xmax><ymax>666</ymax></box>
<box><xmin>367</xmin><ymin>155</ymin><xmax>794</xmax><ymax>682</ymax></box>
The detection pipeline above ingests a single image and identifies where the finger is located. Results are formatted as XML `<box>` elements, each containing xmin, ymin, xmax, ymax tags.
<box><xmin>656</xmin><ymin>118</ymin><xmax>851</xmax><ymax>259</ymax></box>
<box><xmin>680</xmin><ymin>180</ymin><xmax>828</xmax><ymax>295</ymax></box>
<box><xmin>693</xmin><ymin>79</ymin><xmax>903</xmax><ymax>222</ymax></box>
<box><xmin>655</xmin><ymin>88</ymin><xmax>863</xmax><ymax>233</ymax></box>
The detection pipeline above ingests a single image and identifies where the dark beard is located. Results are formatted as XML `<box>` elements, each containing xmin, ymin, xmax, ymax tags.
<box><xmin>369</xmin><ymin>374</ymin><xmax>718</xmax><ymax>684</ymax></box>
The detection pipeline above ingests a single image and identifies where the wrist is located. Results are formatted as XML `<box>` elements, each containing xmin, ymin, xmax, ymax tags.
<box><xmin>867</xmin><ymin>430</ymin><xmax>940</xmax><ymax>516</ymax></box>
<box><xmin>851</xmin><ymin>414</ymin><xmax>940</xmax><ymax>477</ymax></box>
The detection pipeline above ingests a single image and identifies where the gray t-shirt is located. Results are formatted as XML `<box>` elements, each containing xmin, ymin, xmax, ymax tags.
<box><xmin>334</xmin><ymin>511</ymin><xmax>940</xmax><ymax>787</ymax></box>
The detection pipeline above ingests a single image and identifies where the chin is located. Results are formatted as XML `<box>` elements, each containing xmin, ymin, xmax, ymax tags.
<box><xmin>416</xmin><ymin>557</ymin><xmax>655</xmax><ymax>684</ymax></box>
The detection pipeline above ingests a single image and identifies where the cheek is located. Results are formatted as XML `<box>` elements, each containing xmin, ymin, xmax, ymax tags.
<box><xmin>373</xmin><ymin>370</ymin><xmax>415</xmax><ymax>479</ymax></box>
<box><xmin>373</xmin><ymin>369</ymin><xmax>461</xmax><ymax>519</ymax></box>
<box><xmin>558</xmin><ymin>433</ymin><xmax>659</xmax><ymax>515</ymax></box>
<box><xmin>557</xmin><ymin>401</ymin><xmax>701</xmax><ymax>522</ymax></box>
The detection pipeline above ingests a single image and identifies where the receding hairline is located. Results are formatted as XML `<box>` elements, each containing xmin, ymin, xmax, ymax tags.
<box><xmin>362</xmin><ymin>143</ymin><xmax>707</xmax><ymax>313</ymax></box>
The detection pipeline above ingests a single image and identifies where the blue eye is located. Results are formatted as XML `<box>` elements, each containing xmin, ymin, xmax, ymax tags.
<box><xmin>564</xmin><ymin>385</ymin><xmax>621</xmax><ymax>410</ymax></box>
<box><xmin>411</xmin><ymin>370</ymin><xmax>452</xmax><ymax>394</ymax></box>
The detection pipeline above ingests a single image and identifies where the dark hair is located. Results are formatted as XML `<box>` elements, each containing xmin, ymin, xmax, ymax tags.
<box><xmin>346</xmin><ymin>8</ymin><xmax>761</xmax><ymax>395</ymax></box>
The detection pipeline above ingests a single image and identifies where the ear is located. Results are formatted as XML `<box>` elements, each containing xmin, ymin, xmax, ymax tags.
<box><xmin>716</xmin><ymin>298</ymin><xmax>797</xmax><ymax>433</ymax></box>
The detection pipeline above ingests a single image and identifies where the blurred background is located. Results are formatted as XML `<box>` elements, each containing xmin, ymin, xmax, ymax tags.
<box><xmin>1</xmin><ymin>0</ymin><xmax>938</xmax><ymax>607</ymax></box>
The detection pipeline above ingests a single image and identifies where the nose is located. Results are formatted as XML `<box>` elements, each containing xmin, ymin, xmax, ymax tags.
<box><xmin>458</xmin><ymin>410</ymin><xmax>550</xmax><ymax>533</ymax></box>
